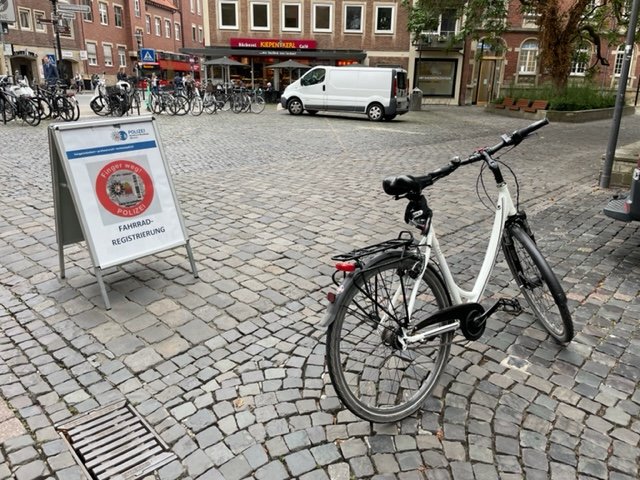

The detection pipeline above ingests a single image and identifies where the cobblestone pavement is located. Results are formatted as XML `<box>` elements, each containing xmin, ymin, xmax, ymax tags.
<box><xmin>0</xmin><ymin>104</ymin><xmax>639</xmax><ymax>480</ymax></box>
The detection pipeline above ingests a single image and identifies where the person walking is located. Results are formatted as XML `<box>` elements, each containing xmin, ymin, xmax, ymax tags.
<box><xmin>42</xmin><ymin>57</ymin><xmax>59</xmax><ymax>87</ymax></box>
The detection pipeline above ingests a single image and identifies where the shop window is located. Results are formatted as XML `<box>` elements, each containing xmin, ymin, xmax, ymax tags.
<box><xmin>219</xmin><ymin>1</ymin><xmax>238</xmax><ymax>29</ymax></box>
<box><xmin>344</xmin><ymin>4</ymin><xmax>363</xmax><ymax>33</ymax></box>
<box><xmin>118</xmin><ymin>46</ymin><xmax>126</xmax><ymax>67</ymax></box>
<box><xmin>98</xmin><ymin>2</ymin><xmax>108</xmax><ymax>25</ymax></box>
<box><xmin>313</xmin><ymin>4</ymin><xmax>332</xmax><ymax>32</ymax></box>
<box><xmin>251</xmin><ymin>2</ymin><xmax>270</xmax><ymax>30</ymax></box>
<box><xmin>175</xmin><ymin>23</ymin><xmax>181</xmax><ymax>40</ymax></box>
<box><xmin>517</xmin><ymin>39</ymin><xmax>538</xmax><ymax>75</ymax></box>
<box><xmin>18</xmin><ymin>8</ymin><xmax>32</xmax><ymax>30</ymax></box>
<box><xmin>375</xmin><ymin>6</ymin><xmax>394</xmax><ymax>34</ymax></box>
<box><xmin>34</xmin><ymin>11</ymin><xmax>47</xmax><ymax>32</ymax></box>
<box><xmin>103</xmin><ymin>44</ymin><xmax>113</xmax><ymax>67</ymax></box>
<box><xmin>154</xmin><ymin>17</ymin><xmax>161</xmax><ymax>36</ymax></box>
<box><xmin>114</xmin><ymin>5</ymin><xmax>123</xmax><ymax>27</ymax></box>
<box><xmin>82</xmin><ymin>0</ymin><xmax>93</xmax><ymax>22</ymax></box>
<box><xmin>282</xmin><ymin>3</ymin><xmax>301</xmax><ymax>32</ymax></box>
<box><xmin>87</xmin><ymin>42</ymin><xmax>98</xmax><ymax>66</ymax></box>
<box><xmin>165</xmin><ymin>19</ymin><xmax>171</xmax><ymax>38</ymax></box>
<box><xmin>415</xmin><ymin>59</ymin><xmax>457</xmax><ymax>97</ymax></box>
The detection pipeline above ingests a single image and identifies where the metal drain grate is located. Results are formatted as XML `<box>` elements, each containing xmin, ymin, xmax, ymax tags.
<box><xmin>55</xmin><ymin>400</ymin><xmax>176</xmax><ymax>480</ymax></box>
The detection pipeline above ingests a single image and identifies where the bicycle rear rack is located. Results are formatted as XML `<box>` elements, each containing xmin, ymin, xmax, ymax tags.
<box><xmin>332</xmin><ymin>231</ymin><xmax>416</xmax><ymax>262</ymax></box>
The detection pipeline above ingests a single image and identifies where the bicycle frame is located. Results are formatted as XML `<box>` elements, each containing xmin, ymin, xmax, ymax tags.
<box><xmin>400</xmin><ymin>181</ymin><xmax>518</xmax><ymax>344</ymax></box>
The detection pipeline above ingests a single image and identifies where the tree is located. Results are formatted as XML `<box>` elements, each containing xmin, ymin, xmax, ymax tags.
<box><xmin>404</xmin><ymin>0</ymin><xmax>637</xmax><ymax>91</ymax></box>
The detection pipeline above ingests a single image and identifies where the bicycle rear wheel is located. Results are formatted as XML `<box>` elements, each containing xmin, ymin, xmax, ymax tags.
<box><xmin>502</xmin><ymin>224</ymin><xmax>574</xmax><ymax>343</ymax></box>
<box><xmin>250</xmin><ymin>96</ymin><xmax>265</xmax><ymax>114</ymax></box>
<box><xmin>326</xmin><ymin>251</ymin><xmax>452</xmax><ymax>423</ymax></box>
<box><xmin>190</xmin><ymin>95</ymin><xmax>203</xmax><ymax>116</ymax></box>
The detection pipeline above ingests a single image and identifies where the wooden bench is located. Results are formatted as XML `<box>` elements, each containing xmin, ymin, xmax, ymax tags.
<box><xmin>494</xmin><ymin>97</ymin><xmax>515</xmax><ymax>109</ymax></box>
<box><xmin>509</xmin><ymin>98</ymin><xmax>531</xmax><ymax>111</ymax></box>
<box><xmin>524</xmin><ymin>100</ymin><xmax>549</xmax><ymax>113</ymax></box>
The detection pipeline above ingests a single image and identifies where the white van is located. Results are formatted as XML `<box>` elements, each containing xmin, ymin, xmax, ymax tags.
<box><xmin>280</xmin><ymin>66</ymin><xmax>409</xmax><ymax>121</ymax></box>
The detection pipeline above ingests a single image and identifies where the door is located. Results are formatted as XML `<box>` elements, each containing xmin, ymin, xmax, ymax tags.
<box><xmin>475</xmin><ymin>60</ymin><xmax>496</xmax><ymax>105</ymax></box>
<box><xmin>298</xmin><ymin>68</ymin><xmax>326</xmax><ymax>110</ymax></box>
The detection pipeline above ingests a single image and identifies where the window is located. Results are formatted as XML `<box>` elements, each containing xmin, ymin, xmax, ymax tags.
<box><xmin>197</xmin><ymin>0</ymin><xmax>202</xmax><ymax>15</ymax></box>
<box><xmin>614</xmin><ymin>44</ymin><xmax>625</xmax><ymax>76</ymax></box>
<box><xmin>175</xmin><ymin>22</ymin><xmax>181</xmax><ymax>40</ymax></box>
<box><xmin>134</xmin><ymin>0</ymin><xmax>140</xmax><ymax>17</ymax></box>
<box><xmin>416</xmin><ymin>59</ymin><xmax>457</xmax><ymax>97</ymax></box>
<box><xmin>313</xmin><ymin>4</ymin><xmax>332</xmax><ymax>32</ymax></box>
<box><xmin>301</xmin><ymin>68</ymin><xmax>325</xmax><ymax>86</ymax></box>
<box><xmin>282</xmin><ymin>3</ymin><xmax>301</xmax><ymax>31</ymax></box>
<box><xmin>34</xmin><ymin>11</ymin><xmax>46</xmax><ymax>32</ymax></box>
<box><xmin>517</xmin><ymin>40</ymin><xmax>538</xmax><ymax>74</ymax></box>
<box><xmin>145</xmin><ymin>15</ymin><xmax>151</xmax><ymax>34</ymax></box>
<box><xmin>103</xmin><ymin>44</ymin><xmax>113</xmax><ymax>66</ymax></box>
<box><xmin>118</xmin><ymin>46</ymin><xmax>126</xmax><ymax>66</ymax></box>
<box><xmin>190</xmin><ymin>0</ymin><xmax>195</xmax><ymax>13</ymax></box>
<box><xmin>18</xmin><ymin>8</ymin><xmax>32</xmax><ymax>30</ymax></box>
<box><xmin>219</xmin><ymin>1</ymin><xmax>238</xmax><ymax>29</ymax></box>
<box><xmin>192</xmin><ymin>25</ymin><xmax>197</xmax><ymax>41</ymax></box>
<box><xmin>375</xmin><ymin>6</ymin><xmax>394</xmax><ymax>33</ymax></box>
<box><xmin>570</xmin><ymin>43</ymin><xmax>590</xmax><ymax>75</ymax></box>
<box><xmin>113</xmin><ymin>5</ymin><xmax>123</xmax><ymax>27</ymax></box>
<box><xmin>60</xmin><ymin>18</ymin><xmax>73</xmax><ymax>38</ymax></box>
<box><xmin>198</xmin><ymin>26</ymin><xmax>203</xmax><ymax>42</ymax></box>
<box><xmin>98</xmin><ymin>2</ymin><xmax>108</xmax><ymax>25</ymax></box>
<box><xmin>522</xmin><ymin>12</ymin><xmax>538</xmax><ymax>28</ymax></box>
<box><xmin>82</xmin><ymin>0</ymin><xmax>93</xmax><ymax>21</ymax></box>
<box><xmin>154</xmin><ymin>17</ymin><xmax>161</xmax><ymax>36</ymax></box>
<box><xmin>87</xmin><ymin>42</ymin><xmax>98</xmax><ymax>65</ymax></box>
<box><xmin>344</xmin><ymin>5</ymin><xmax>363</xmax><ymax>32</ymax></box>
<box><xmin>135</xmin><ymin>29</ymin><xmax>143</xmax><ymax>49</ymax></box>
<box><xmin>251</xmin><ymin>2</ymin><xmax>270</xmax><ymax>30</ymax></box>
<box><xmin>165</xmin><ymin>19</ymin><xmax>171</xmax><ymax>37</ymax></box>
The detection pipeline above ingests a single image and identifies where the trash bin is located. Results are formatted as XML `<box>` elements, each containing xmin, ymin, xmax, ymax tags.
<box><xmin>410</xmin><ymin>88</ymin><xmax>423</xmax><ymax>111</ymax></box>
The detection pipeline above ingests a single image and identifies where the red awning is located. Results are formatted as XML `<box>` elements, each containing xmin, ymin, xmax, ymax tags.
<box><xmin>159</xmin><ymin>59</ymin><xmax>191</xmax><ymax>71</ymax></box>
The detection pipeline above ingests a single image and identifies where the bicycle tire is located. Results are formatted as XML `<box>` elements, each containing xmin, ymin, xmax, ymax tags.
<box><xmin>90</xmin><ymin>96</ymin><xmax>109</xmax><ymax>116</ymax></box>
<box><xmin>190</xmin><ymin>95</ymin><xmax>203</xmax><ymax>116</ymax></box>
<box><xmin>502</xmin><ymin>224</ymin><xmax>574</xmax><ymax>343</ymax></box>
<box><xmin>34</xmin><ymin>96</ymin><xmax>52</xmax><ymax>119</ymax></box>
<box><xmin>171</xmin><ymin>94</ymin><xmax>189</xmax><ymax>115</ymax></box>
<box><xmin>251</xmin><ymin>96</ymin><xmax>265</xmax><ymax>114</ymax></box>
<box><xmin>56</xmin><ymin>96</ymin><xmax>75</xmax><ymax>122</ymax></box>
<box><xmin>326</xmin><ymin>251</ymin><xmax>452</xmax><ymax>423</ymax></box>
<box><xmin>20</xmin><ymin>98</ymin><xmax>41</xmax><ymax>126</ymax></box>
<box><xmin>1</xmin><ymin>98</ymin><xmax>16</xmax><ymax>123</ymax></box>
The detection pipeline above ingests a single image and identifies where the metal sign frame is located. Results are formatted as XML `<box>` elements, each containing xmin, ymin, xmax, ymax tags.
<box><xmin>49</xmin><ymin>116</ymin><xmax>198</xmax><ymax>309</ymax></box>
<box><xmin>0</xmin><ymin>0</ymin><xmax>16</xmax><ymax>24</ymax></box>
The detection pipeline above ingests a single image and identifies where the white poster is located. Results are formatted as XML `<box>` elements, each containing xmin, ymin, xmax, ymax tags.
<box><xmin>56</xmin><ymin>119</ymin><xmax>187</xmax><ymax>269</ymax></box>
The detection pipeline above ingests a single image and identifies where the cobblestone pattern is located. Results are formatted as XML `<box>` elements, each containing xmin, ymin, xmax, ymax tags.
<box><xmin>0</xmin><ymin>106</ymin><xmax>638</xmax><ymax>479</ymax></box>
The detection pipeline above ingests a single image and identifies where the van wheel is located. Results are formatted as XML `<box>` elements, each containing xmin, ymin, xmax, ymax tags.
<box><xmin>306</xmin><ymin>110</ymin><xmax>318</xmax><ymax>115</ymax></box>
<box><xmin>367</xmin><ymin>103</ymin><xmax>384</xmax><ymax>121</ymax></box>
<box><xmin>288</xmin><ymin>98</ymin><xmax>304</xmax><ymax>115</ymax></box>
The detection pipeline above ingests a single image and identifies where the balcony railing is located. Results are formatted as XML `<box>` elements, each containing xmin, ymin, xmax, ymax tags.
<box><xmin>413</xmin><ymin>32</ymin><xmax>464</xmax><ymax>51</ymax></box>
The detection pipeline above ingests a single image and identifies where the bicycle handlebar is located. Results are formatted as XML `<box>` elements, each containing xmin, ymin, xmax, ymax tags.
<box><xmin>382</xmin><ymin>118</ymin><xmax>550</xmax><ymax>197</ymax></box>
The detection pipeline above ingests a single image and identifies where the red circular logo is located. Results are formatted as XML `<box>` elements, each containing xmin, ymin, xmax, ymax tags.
<box><xmin>96</xmin><ymin>160</ymin><xmax>154</xmax><ymax>217</ymax></box>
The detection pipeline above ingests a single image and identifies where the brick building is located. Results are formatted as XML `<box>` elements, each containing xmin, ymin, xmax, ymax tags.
<box><xmin>1</xmin><ymin>0</ymin><xmax>204</xmax><ymax>86</ymax></box>
<box><xmin>182</xmin><ymin>0</ymin><xmax>412</xmax><ymax>90</ymax></box>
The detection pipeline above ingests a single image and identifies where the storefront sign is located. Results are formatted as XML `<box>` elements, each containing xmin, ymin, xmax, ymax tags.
<box><xmin>230</xmin><ymin>38</ymin><xmax>316</xmax><ymax>50</ymax></box>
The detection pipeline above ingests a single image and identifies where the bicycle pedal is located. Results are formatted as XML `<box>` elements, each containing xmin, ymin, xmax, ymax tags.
<box><xmin>499</xmin><ymin>298</ymin><xmax>522</xmax><ymax>315</ymax></box>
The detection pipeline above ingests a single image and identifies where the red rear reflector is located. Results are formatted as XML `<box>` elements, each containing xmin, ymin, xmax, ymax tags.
<box><xmin>335</xmin><ymin>262</ymin><xmax>356</xmax><ymax>272</ymax></box>
<box><xmin>327</xmin><ymin>292</ymin><xmax>336</xmax><ymax>303</ymax></box>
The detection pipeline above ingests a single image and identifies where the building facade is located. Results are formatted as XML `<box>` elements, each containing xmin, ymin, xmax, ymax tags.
<box><xmin>182</xmin><ymin>0</ymin><xmax>412</xmax><ymax>90</ymax></box>
<box><xmin>1</xmin><ymin>0</ymin><xmax>205</xmax><ymax>86</ymax></box>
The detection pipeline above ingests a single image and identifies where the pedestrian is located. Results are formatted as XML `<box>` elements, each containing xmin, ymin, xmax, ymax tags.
<box><xmin>184</xmin><ymin>73</ymin><xmax>194</xmax><ymax>97</ymax></box>
<box><xmin>151</xmin><ymin>73</ymin><xmax>159</xmax><ymax>94</ymax></box>
<box><xmin>74</xmin><ymin>73</ymin><xmax>83</xmax><ymax>92</ymax></box>
<box><xmin>117</xmin><ymin>66</ymin><xmax>127</xmax><ymax>82</ymax></box>
<box><xmin>91</xmin><ymin>73</ymin><xmax>99</xmax><ymax>89</ymax></box>
<box><xmin>173</xmin><ymin>73</ymin><xmax>183</xmax><ymax>91</ymax></box>
<box><xmin>42</xmin><ymin>57</ymin><xmax>59</xmax><ymax>87</ymax></box>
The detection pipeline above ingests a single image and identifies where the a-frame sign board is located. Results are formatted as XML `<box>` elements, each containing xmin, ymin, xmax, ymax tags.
<box><xmin>49</xmin><ymin>116</ymin><xmax>198</xmax><ymax>309</ymax></box>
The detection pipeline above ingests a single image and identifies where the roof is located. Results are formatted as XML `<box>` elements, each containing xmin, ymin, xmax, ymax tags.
<box><xmin>145</xmin><ymin>0</ymin><xmax>177</xmax><ymax>12</ymax></box>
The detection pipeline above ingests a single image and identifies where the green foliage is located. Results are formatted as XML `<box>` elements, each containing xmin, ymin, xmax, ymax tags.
<box><xmin>497</xmin><ymin>84</ymin><xmax>618</xmax><ymax>111</ymax></box>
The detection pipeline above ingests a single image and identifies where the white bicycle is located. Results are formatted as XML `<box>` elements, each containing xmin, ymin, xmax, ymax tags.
<box><xmin>323</xmin><ymin>118</ymin><xmax>574</xmax><ymax>423</ymax></box>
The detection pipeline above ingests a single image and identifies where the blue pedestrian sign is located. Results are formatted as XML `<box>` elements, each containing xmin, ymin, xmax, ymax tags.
<box><xmin>140</xmin><ymin>48</ymin><xmax>156</xmax><ymax>63</ymax></box>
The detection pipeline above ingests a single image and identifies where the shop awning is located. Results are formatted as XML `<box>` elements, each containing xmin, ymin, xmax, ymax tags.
<box><xmin>181</xmin><ymin>47</ymin><xmax>366</xmax><ymax>62</ymax></box>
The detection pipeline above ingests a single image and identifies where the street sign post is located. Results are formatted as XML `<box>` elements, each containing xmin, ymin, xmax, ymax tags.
<box><xmin>140</xmin><ymin>48</ymin><xmax>156</xmax><ymax>63</ymax></box>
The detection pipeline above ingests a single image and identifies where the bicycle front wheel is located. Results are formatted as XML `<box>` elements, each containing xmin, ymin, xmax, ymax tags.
<box><xmin>326</xmin><ymin>251</ymin><xmax>452</xmax><ymax>423</ymax></box>
<box><xmin>502</xmin><ymin>225</ymin><xmax>574</xmax><ymax>343</ymax></box>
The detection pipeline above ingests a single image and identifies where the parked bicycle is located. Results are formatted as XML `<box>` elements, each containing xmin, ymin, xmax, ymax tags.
<box><xmin>0</xmin><ymin>76</ymin><xmax>40</xmax><ymax>126</ymax></box>
<box><xmin>323</xmin><ymin>118</ymin><xmax>574</xmax><ymax>423</ymax></box>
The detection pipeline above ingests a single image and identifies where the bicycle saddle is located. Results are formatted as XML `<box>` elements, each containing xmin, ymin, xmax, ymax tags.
<box><xmin>383</xmin><ymin>175</ymin><xmax>421</xmax><ymax>196</ymax></box>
